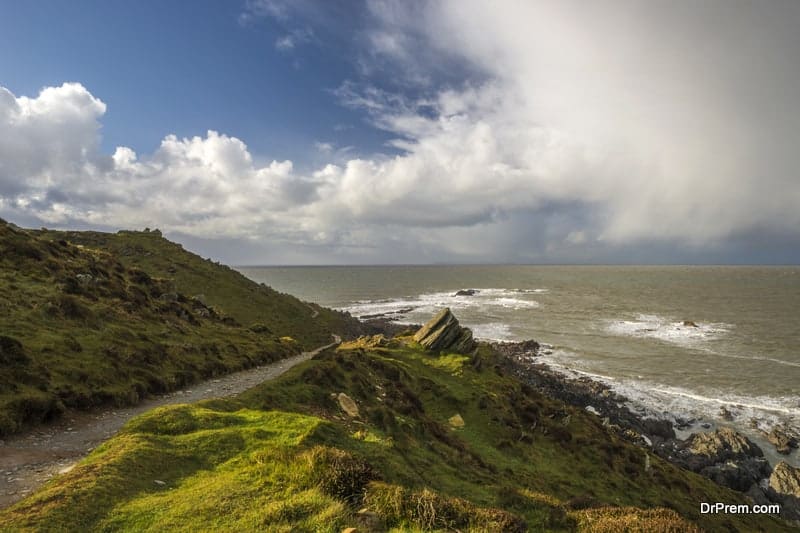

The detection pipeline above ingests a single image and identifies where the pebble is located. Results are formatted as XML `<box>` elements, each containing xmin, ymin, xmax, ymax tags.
<box><xmin>154</xmin><ymin>480</ymin><xmax>166</xmax><ymax>486</ymax></box>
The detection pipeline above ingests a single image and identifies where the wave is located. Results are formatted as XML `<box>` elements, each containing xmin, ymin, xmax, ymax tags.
<box><xmin>471</xmin><ymin>322</ymin><xmax>516</xmax><ymax>341</ymax></box>
<box><xmin>605</xmin><ymin>313</ymin><xmax>732</xmax><ymax>346</ymax></box>
<box><xmin>339</xmin><ymin>288</ymin><xmax>544</xmax><ymax>320</ymax></box>
<box><xmin>533</xmin><ymin>344</ymin><xmax>799</xmax><ymax>440</ymax></box>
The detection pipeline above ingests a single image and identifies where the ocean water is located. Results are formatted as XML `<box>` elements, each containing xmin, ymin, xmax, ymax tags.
<box><xmin>238</xmin><ymin>265</ymin><xmax>800</xmax><ymax>465</ymax></box>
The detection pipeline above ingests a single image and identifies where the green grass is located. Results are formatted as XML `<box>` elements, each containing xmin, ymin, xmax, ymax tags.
<box><xmin>1</xmin><ymin>335</ymin><xmax>791</xmax><ymax>532</ymax></box>
<box><xmin>0</xmin><ymin>220</ymin><xmax>363</xmax><ymax>436</ymax></box>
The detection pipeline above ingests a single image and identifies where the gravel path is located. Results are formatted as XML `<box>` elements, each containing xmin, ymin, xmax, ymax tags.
<box><xmin>0</xmin><ymin>336</ymin><xmax>340</xmax><ymax>510</ymax></box>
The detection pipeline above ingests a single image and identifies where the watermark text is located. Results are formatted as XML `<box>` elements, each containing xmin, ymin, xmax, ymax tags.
<box><xmin>700</xmin><ymin>502</ymin><xmax>780</xmax><ymax>515</ymax></box>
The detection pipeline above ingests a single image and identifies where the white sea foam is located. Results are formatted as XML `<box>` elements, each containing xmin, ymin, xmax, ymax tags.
<box><xmin>605</xmin><ymin>313</ymin><xmax>731</xmax><ymax>346</ymax></box>
<box><xmin>471</xmin><ymin>322</ymin><xmax>516</xmax><ymax>341</ymax></box>
<box><xmin>533</xmin><ymin>344</ymin><xmax>800</xmax><ymax>462</ymax></box>
<box><xmin>340</xmin><ymin>288</ymin><xmax>543</xmax><ymax>319</ymax></box>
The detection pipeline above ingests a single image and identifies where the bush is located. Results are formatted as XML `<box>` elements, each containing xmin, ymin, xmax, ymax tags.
<box><xmin>573</xmin><ymin>507</ymin><xmax>701</xmax><ymax>532</ymax></box>
<box><xmin>56</xmin><ymin>294</ymin><xmax>91</xmax><ymax>320</ymax></box>
<box><xmin>304</xmin><ymin>446</ymin><xmax>378</xmax><ymax>504</ymax></box>
<box><xmin>365</xmin><ymin>481</ymin><xmax>527</xmax><ymax>532</ymax></box>
<box><xmin>0</xmin><ymin>335</ymin><xmax>30</xmax><ymax>365</ymax></box>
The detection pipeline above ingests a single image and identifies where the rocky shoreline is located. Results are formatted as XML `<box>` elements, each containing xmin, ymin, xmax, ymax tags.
<box><xmin>494</xmin><ymin>339</ymin><xmax>800</xmax><ymax>522</ymax></box>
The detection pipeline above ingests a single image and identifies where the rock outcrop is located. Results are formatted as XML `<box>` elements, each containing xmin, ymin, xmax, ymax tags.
<box><xmin>454</xmin><ymin>289</ymin><xmax>479</xmax><ymax>296</ymax></box>
<box><xmin>765</xmin><ymin>425</ymin><xmax>798</xmax><ymax>455</ymax></box>
<box><xmin>655</xmin><ymin>427</ymin><xmax>770</xmax><ymax>492</ymax></box>
<box><xmin>413</xmin><ymin>308</ymin><xmax>476</xmax><ymax>353</ymax></box>
<box><xmin>768</xmin><ymin>461</ymin><xmax>800</xmax><ymax>520</ymax></box>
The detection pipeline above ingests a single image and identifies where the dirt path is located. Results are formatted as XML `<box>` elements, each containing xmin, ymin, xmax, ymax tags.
<box><xmin>0</xmin><ymin>336</ymin><xmax>340</xmax><ymax>510</ymax></box>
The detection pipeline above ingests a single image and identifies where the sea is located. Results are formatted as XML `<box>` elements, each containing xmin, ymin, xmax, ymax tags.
<box><xmin>237</xmin><ymin>265</ymin><xmax>800</xmax><ymax>466</ymax></box>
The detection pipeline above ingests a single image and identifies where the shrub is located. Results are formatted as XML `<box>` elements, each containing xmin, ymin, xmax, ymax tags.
<box><xmin>304</xmin><ymin>446</ymin><xmax>378</xmax><ymax>504</ymax></box>
<box><xmin>0</xmin><ymin>335</ymin><xmax>30</xmax><ymax>364</ymax></box>
<box><xmin>365</xmin><ymin>481</ymin><xmax>526</xmax><ymax>532</ymax></box>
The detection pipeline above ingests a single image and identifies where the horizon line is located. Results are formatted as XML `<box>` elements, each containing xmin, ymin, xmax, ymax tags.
<box><xmin>234</xmin><ymin>263</ymin><xmax>800</xmax><ymax>268</ymax></box>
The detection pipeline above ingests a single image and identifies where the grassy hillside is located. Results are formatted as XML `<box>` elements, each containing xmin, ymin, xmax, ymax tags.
<box><xmin>1</xmin><ymin>335</ymin><xmax>788</xmax><ymax>532</ymax></box>
<box><xmin>0</xmin><ymin>220</ymin><xmax>361</xmax><ymax>436</ymax></box>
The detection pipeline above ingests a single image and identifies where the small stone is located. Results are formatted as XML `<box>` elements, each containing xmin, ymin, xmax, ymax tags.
<box><xmin>154</xmin><ymin>480</ymin><xmax>166</xmax><ymax>486</ymax></box>
<box><xmin>337</xmin><ymin>393</ymin><xmax>360</xmax><ymax>418</ymax></box>
<box><xmin>448</xmin><ymin>414</ymin><xmax>465</xmax><ymax>428</ymax></box>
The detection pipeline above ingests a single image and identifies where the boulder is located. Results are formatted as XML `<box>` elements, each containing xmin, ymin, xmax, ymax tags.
<box><xmin>413</xmin><ymin>308</ymin><xmax>476</xmax><ymax>354</ymax></box>
<box><xmin>684</xmin><ymin>427</ymin><xmax>763</xmax><ymax>465</ymax></box>
<box><xmin>337</xmin><ymin>393</ymin><xmax>360</xmax><ymax>418</ymax></box>
<box><xmin>766</xmin><ymin>426</ymin><xmax>798</xmax><ymax>455</ymax></box>
<box><xmin>699</xmin><ymin>459</ymin><xmax>772</xmax><ymax>492</ymax></box>
<box><xmin>454</xmin><ymin>289</ymin><xmax>479</xmax><ymax>296</ymax></box>
<box><xmin>656</xmin><ymin>427</ymin><xmax>770</xmax><ymax>492</ymax></box>
<box><xmin>449</xmin><ymin>414</ymin><xmax>465</xmax><ymax>428</ymax></box>
<box><xmin>768</xmin><ymin>462</ymin><xmax>800</xmax><ymax>520</ymax></box>
<box><xmin>682</xmin><ymin>320</ymin><xmax>699</xmax><ymax>327</ymax></box>
<box><xmin>769</xmin><ymin>461</ymin><xmax>800</xmax><ymax>497</ymax></box>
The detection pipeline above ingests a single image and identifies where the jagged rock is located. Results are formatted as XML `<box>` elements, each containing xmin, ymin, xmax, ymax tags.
<box><xmin>359</xmin><ymin>334</ymin><xmax>390</xmax><ymax>348</ymax></box>
<box><xmin>699</xmin><ymin>459</ymin><xmax>772</xmax><ymax>492</ymax></box>
<box><xmin>449</xmin><ymin>414</ymin><xmax>465</xmax><ymax>428</ymax></box>
<box><xmin>655</xmin><ymin>427</ymin><xmax>769</xmax><ymax>492</ymax></box>
<box><xmin>454</xmin><ymin>289</ymin><xmax>479</xmax><ymax>296</ymax></box>
<box><xmin>682</xmin><ymin>320</ymin><xmax>699</xmax><ymax>327</ymax></box>
<box><xmin>770</xmin><ymin>461</ymin><xmax>800</xmax><ymax>497</ymax></box>
<box><xmin>719</xmin><ymin>406</ymin><xmax>734</xmax><ymax>421</ymax></box>
<box><xmin>685</xmin><ymin>427</ymin><xmax>763</xmax><ymax>465</ymax></box>
<box><xmin>768</xmin><ymin>462</ymin><xmax>800</xmax><ymax>520</ymax></box>
<box><xmin>337</xmin><ymin>393</ymin><xmax>360</xmax><ymax>418</ymax></box>
<box><xmin>766</xmin><ymin>426</ymin><xmax>798</xmax><ymax>455</ymax></box>
<box><xmin>640</xmin><ymin>418</ymin><xmax>675</xmax><ymax>441</ymax></box>
<box><xmin>413</xmin><ymin>308</ymin><xmax>476</xmax><ymax>354</ymax></box>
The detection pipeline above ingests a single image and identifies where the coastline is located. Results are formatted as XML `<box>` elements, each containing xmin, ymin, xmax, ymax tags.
<box><xmin>357</xmin><ymin>303</ymin><xmax>800</xmax><ymax>521</ymax></box>
<box><xmin>488</xmin><ymin>338</ymin><xmax>800</xmax><ymax>519</ymax></box>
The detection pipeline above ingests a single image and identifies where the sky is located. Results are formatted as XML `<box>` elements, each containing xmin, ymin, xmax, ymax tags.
<box><xmin>2</xmin><ymin>0</ymin><xmax>800</xmax><ymax>265</ymax></box>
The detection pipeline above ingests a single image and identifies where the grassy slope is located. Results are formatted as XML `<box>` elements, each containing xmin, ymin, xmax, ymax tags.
<box><xmin>0</xmin><ymin>221</ymin><xmax>361</xmax><ymax>436</ymax></box>
<box><xmin>1</xmin><ymin>336</ymin><xmax>789</xmax><ymax>532</ymax></box>
<box><xmin>40</xmin><ymin>228</ymin><xmax>361</xmax><ymax>347</ymax></box>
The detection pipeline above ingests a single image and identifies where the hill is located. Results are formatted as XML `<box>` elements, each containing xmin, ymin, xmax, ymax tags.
<box><xmin>0</xmin><ymin>220</ymin><xmax>363</xmax><ymax>436</ymax></box>
<box><xmin>0</xmin><ymin>333</ymin><xmax>789</xmax><ymax>531</ymax></box>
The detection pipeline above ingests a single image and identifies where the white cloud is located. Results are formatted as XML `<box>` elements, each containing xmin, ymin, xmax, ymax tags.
<box><xmin>0</xmin><ymin>84</ymin><xmax>320</xmax><ymax>239</ymax></box>
<box><xmin>4</xmin><ymin>0</ymin><xmax>800</xmax><ymax>263</ymax></box>
<box><xmin>314</xmin><ymin>141</ymin><xmax>334</xmax><ymax>154</ymax></box>
<box><xmin>274</xmin><ymin>28</ymin><xmax>314</xmax><ymax>51</ymax></box>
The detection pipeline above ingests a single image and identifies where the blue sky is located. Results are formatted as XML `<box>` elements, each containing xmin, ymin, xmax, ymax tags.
<box><xmin>2</xmin><ymin>1</ymin><xmax>800</xmax><ymax>264</ymax></box>
<box><xmin>0</xmin><ymin>0</ymin><xmax>399</xmax><ymax>167</ymax></box>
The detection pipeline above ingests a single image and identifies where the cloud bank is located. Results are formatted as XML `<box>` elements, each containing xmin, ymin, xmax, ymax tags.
<box><xmin>3</xmin><ymin>0</ymin><xmax>800</xmax><ymax>263</ymax></box>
